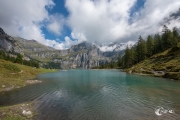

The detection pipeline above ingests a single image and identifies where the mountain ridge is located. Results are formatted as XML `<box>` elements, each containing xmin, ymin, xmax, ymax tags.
<box><xmin>0</xmin><ymin>28</ymin><xmax>124</xmax><ymax>69</ymax></box>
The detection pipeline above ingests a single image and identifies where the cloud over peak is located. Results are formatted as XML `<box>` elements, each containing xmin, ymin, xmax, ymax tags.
<box><xmin>0</xmin><ymin>0</ymin><xmax>180</xmax><ymax>50</ymax></box>
<box><xmin>65</xmin><ymin>0</ymin><xmax>180</xmax><ymax>44</ymax></box>
<box><xmin>65</xmin><ymin>0</ymin><xmax>137</xmax><ymax>44</ymax></box>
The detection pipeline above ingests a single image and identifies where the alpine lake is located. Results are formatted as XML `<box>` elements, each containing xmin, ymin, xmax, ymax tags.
<box><xmin>0</xmin><ymin>70</ymin><xmax>180</xmax><ymax>120</ymax></box>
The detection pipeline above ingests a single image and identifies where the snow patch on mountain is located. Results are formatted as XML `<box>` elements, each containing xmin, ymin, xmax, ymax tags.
<box><xmin>97</xmin><ymin>41</ymin><xmax>135</xmax><ymax>52</ymax></box>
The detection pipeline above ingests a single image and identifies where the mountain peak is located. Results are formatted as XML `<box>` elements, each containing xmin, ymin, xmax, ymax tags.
<box><xmin>0</xmin><ymin>27</ymin><xmax>6</xmax><ymax>35</ymax></box>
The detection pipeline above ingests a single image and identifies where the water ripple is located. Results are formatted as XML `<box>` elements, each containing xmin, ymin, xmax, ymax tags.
<box><xmin>1</xmin><ymin>70</ymin><xmax>180</xmax><ymax>120</ymax></box>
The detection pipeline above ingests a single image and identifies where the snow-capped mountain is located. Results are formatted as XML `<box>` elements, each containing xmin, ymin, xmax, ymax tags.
<box><xmin>97</xmin><ymin>41</ymin><xmax>135</xmax><ymax>52</ymax></box>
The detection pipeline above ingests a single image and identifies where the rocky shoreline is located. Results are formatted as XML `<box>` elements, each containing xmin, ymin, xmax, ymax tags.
<box><xmin>0</xmin><ymin>102</ymin><xmax>34</xmax><ymax>119</ymax></box>
<box><xmin>0</xmin><ymin>80</ymin><xmax>42</xmax><ymax>119</ymax></box>
<box><xmin>125</xmin><ymin>68</ymin><xmax>180</xmax><ymax>81</ymax></box>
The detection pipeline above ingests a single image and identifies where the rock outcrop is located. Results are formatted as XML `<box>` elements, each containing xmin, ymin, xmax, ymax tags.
<box><xmin>55</xmin><ymin>42</ymin><xmax>118</xmax><ymax>69</ymax></box>
<box><xmin>0</xmin><ymin>28</ymin><xmax>21</xmax><ymax>53</ymax></box>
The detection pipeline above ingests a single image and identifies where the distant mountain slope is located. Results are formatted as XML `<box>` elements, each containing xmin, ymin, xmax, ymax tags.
<box><xmin>57</xmin><ymin>42</ymin><xmax>123</xmax><ymax>69</ymax></box>
<box><xmin>0</xmin><ymin>28</ymin><xmax>124</xmax><ymax>69</ymax></box>
<box><xmin>14</xmin><ymin>37</ymin><xmax>61</xmax><ymax>62</ymax></box>
<box><xmin>14</xmin><ymin>37</ymin><xmax>55</xmax><ymax>52</ymax></box>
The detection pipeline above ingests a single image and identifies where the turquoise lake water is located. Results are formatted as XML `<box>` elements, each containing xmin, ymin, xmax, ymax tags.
<box><xmin>0</xmin><ymin>70</ymin><xmax>180</xmax><ymax>120</ymax></box>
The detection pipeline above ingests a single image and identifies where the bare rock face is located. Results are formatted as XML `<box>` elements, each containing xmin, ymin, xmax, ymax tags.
<box><xmin>0</xmin><ymin>38</ymin><xmax>13</xmax><ymax>52</ymax></box>
<box><xmin>0</xmin><ymin>28</ymin><xmax>22</xmax><ymax>53</ymax></box>
<box><xmin>0</xmin><ymin>28</ymin><xmax>14</xmax><ymax>52</ymax></box>
<box><xmin>59</xmin><ymin>43</ymin><xmax>112</xmax><ymax>69</ymax></box>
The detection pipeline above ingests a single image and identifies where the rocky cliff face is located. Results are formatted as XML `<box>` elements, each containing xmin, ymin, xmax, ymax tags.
<box><xmin>0</xmin><ymin>28</ymin><xmax>124</xmax><ymax>69</ymax></box>
<box><xmin>0</xmin><ymin>28</ymin><xmax>21</xmax><ymax>53</ymax></box>
<box><xmin>59</xmin><ymin>44</ymin><xmax>110</xmax><ymax>69</ymax></box>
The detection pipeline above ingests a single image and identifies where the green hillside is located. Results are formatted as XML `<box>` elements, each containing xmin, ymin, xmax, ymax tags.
<box><xmin>115</xmin><ymin>26</ymin><xmax>180</xmax><ymax>80</ymax></box>
<box><xmin>0</xmin><ymin>59</ymin><xmax>54</xmax><ymax>92</ymax></box>
<box><xmin>125</xmin><ymin>43</ymin><xmax>180</xmax><ymax>80</ymax></box>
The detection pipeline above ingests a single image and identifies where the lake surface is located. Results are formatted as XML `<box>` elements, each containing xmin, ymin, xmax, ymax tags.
<box><xmin>0</xmin><ymin>70</ymin><xmax>180</xmax><ymax>120</ymax></box>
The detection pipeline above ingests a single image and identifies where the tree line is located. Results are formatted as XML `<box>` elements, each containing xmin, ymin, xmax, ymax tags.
<box><xmin>92</xmin><ymin>61</ymin><xmax>118</xmax><ymax>69</ymax></box>
<box><xmin>118</xmin><ymin>25</ymin><xmax>180</xmax><ymax>68</ymax></box>
<box><xmin>43</xmin><ymin>62</ymin><xmax>61</xmax><ymax>69</ymax></box>
<box><xmin>0</xmin><ymin>50</ymin><xmax>39</xmax><ymax>68</ymax></box>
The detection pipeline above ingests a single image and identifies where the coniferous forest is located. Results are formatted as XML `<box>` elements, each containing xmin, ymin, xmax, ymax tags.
<box><xmin>117</xmin><ymin>25</ymin><xmax>180</xmax><ymax>69</ymax></box>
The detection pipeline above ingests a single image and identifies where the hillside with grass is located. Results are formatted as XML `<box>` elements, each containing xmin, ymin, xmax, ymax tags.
<box><xmin>116</xmin><ymin>25</ymin><xmax>180</xmax><ymax>80</ymax></box>
<box><xmin>125</xmin><ymin>43</ymin><xmax>180</xmax><ymax>80</ymax></box>
<box><xmin>0</xmin><ymin>59</ymin><xmax>54</xmax><ymax>92</ymax></box>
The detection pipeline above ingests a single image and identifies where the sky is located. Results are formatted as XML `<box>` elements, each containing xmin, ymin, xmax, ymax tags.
<box><xmin>0</xmin><ymin>0</ymin><xmax>180</xmax><ymax>50</ymax></box>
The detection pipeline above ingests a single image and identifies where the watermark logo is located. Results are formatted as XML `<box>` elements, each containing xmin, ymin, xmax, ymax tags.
<box><xmin>155</xmin><ymin>106</ymin><xmax>174</xmax><ymax>116</ymax></box>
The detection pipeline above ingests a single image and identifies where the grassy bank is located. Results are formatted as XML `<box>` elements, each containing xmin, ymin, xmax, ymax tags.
<box><xmin>0</xmin><ymin>59</ymin><xmax>57</xmax><ymax>119</ymax></box>
<box><xmin>0</xmin><ymin>59</ymin><xmax>56</xmax><ymax>92</ymax></box>
<box><xmin>125</xmin><ymin>44</ymin><xmax>180</xmax><ymax>80</ymax></box>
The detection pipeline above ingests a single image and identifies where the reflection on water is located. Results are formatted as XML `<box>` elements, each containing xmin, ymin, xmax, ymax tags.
<box><xmin>0</xmin><ymin>70</ymin><xmax>180</xmax><ymax>120</ymax></box>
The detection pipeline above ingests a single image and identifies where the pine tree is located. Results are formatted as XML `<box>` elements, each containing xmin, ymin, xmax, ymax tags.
<box><xmin>135</xmin><ymin>36</ymin><xmax>147</xmax><ymax>62</ymax></box>
<box><xmin>172</xmin><ymin>27</ymin><xmax>179</xmax><ymax>46</ymax></box>
<box><xmin>154</xmin><ymin>34</ymin><xmax>163</xmax><ymax>53</ymax></box>
<box><xmin>15</xmin><ymin>54</ymin><xmax>23</xmax><ymax>64</ymax></box>
<box><xmin>117</xmin><ymin>56</ymin><xmax>123</xmax><ymax>68</ymax></box>
<box><xmin>0</xmin><ymin>50</ymin><xmax>5</xmax><ymax>59</ymax></box>
<box><xmin>161</xmin><ymin>25</ymin><xmax>173</xmax><ymax>49</ymax></box>
<box><xmin>124</xmin><ymin>46</ymin><xmax>131</xmax><ymax>68</ymax></box>
<box><xmin>146</xmin><ymin>35</ymin><xmax>154</xmax><ymax>57</ymax></box>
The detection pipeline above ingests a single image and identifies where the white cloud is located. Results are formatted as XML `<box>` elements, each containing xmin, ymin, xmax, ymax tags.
<box><xmin>0</xmin><ymin>0</ymin><xmax>54</xmax><ymax>36</ymax></box>
<box><xmin>0</xmin><ymin>0</ymin><xmax>68</xmax><ymax>50</ymax></box>
<box><xmin>65</xmin><ymin>0</ymin><xmax>180</xmax><ymax>45</ymax></box>
<box><xmin>130</xmin><ymin>0</ymin><xmax>180</xmax><ymax>35</ymax></box>
<box><xmin>47</xmin><ymin>14</ymin><xmax>65</xmax><ymax>36</ymax></box>
<box><xmin>52</xmin><ymin>36</ymin><xmax>79</xmax><ymax>49</ymax></box>
<box><xmin>99</xmin><ymin>45</ymin><xmax>118</xmax><ymax>52</ymax></box>
<box><xmin>71</xmin><ymin>32</ymin><xmax>87</xmax><ymax>42</ymax></box>
<box><xmin>1</xmin><ymin>0</ymin><xmax>180</xmax><ymax>50</ymax></box>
